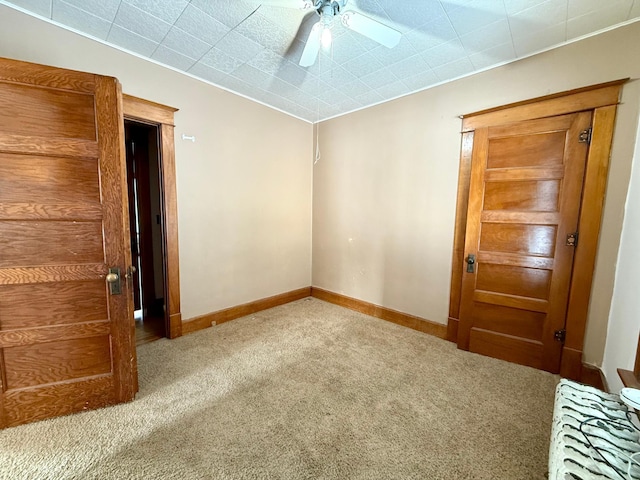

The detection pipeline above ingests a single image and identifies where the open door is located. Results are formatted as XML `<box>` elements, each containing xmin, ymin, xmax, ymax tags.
<box><xmin>0</xmin><ymin>57</ymin><xmax>136</xmax><ymax>428</ymax></box>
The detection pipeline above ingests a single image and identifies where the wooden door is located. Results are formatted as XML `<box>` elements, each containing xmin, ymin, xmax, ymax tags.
<box><xmin>0</xmin><ymin>57</ymin><xmax>136</xmax><ymax>428</ymax></box>
<box><xmin>457</xmin><ymin>111</ymin><xmax>592</xmax><ymax>373</ymax></box>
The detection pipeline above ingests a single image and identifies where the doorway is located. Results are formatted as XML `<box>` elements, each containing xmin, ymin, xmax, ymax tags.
<box><xmin>125</xmin><ymin>120</ymin><xmax>167</xmax><ymax>345</ymax></box>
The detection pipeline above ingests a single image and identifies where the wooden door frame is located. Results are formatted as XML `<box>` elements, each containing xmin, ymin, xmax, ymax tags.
<box><xmin>447</xmin><ymin>79</ymin><xmax>627</xmax><ymax>381</ymax></box>
<box><xmin>122</xmin><ymin>94</ymin><xmax>182</xmax><ymax>339</ymax></box>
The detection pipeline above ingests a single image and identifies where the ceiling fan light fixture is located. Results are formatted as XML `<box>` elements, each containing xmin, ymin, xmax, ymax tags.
<box><xmin>321</xmin><ymin>24</ymin><xmax>332</xmax><ymax>48</ymax></box>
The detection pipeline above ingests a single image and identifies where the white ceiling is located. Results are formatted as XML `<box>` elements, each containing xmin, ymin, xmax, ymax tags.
<box><xmin>3</xmin><ymin>0</ymin><xmax>640</xmax><ymax>122</ymax></box>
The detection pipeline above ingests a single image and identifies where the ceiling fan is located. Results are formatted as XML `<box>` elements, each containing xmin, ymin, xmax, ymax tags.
<box><xmin>261</xmin><ymin>0</ymin><xmax>402</xmax><ymax>67</ymax></box>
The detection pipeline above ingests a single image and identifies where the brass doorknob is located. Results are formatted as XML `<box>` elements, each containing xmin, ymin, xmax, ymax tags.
<box><xmin>106</xmin><ymin>272</ymin><xmax>119</xmax><ymax>283</ymax></box>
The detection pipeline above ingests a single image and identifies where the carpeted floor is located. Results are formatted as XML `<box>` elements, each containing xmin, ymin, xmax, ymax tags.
<box><xmin>0</xmin><ymin>298</ymin><xmax>559</xmax><ymax>479</ymax></box>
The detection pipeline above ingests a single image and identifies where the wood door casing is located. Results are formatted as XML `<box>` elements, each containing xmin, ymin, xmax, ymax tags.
<box><xmin>0</xmin><ymin>57</ymin><xmax>136</xmax><ymax>428</ymax></box>
<box><xmin>448</xmin><ymin>81</ymin><xmax>625</xmax><ymax>380</ymax></box>
<box><xmin>457</xmin><ymin>112</ymin><xmax>592</xmax><ymax>373</ymax></box>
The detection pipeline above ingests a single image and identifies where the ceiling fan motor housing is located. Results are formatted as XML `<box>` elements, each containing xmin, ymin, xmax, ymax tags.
<box><xmin>314</xmin><ymin>0</ymin><xmax>348</xmax><ymax>17</ymax></box>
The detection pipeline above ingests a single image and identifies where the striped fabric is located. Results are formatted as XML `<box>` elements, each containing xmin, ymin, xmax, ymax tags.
<box><xmin>549</xmin><ymin>379</ymin><xmax>640</xmax><ymax>479</ymax></box>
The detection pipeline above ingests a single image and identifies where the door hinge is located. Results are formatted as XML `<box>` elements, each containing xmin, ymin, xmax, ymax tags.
<box><xmin>579</xmin><ymin>127</ymin><xmax>592</xmax><ymax>144</ymax></box>
<box><xmin>554</xmin><ymin>329</ymin><xmax>566</xmax><ymax>343</ymax></box>
<box><xmin>566</xmin><ymin>232</ymin><xmax>578</xmax><ymax>247</ymax></box>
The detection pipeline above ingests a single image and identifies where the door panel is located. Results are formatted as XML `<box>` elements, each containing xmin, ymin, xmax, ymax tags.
<box><xmin>0</xmin><ymin>57</ymin><xmax>136</xmax><ymax>428</ymax></box>
<box><xmin>457</xmin><ymin>111</ymin><xmax>592</xmax><ymax>372</ymax></box>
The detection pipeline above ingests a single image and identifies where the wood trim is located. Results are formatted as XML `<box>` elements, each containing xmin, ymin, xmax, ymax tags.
<box><xmin>448</xmin><ymin>131</ymin><xmax>474</xmax><ymax>333</ymax></box>
<box><xmin>122</xmin><ymin>95</ymin><xmax>182</xmax><ymax>340</ymax></box>
<box><xmin>182</xmin><ymin>288</ymin><xmax>312</xmax><ymax>335</ymax></box>
<box><xmin>122</xmin><ymin>94</ymin><xmax>177</xmax><ymax>126</ymax></box>
<box><xmin>450</xmin><ymin>81</ymin><xmax>625</xmax><ymax>376</ymax></box>
<box><xmin>461</xmin><ymin>79</ymin><xmax>627</xmax><ymax>131</ymax></box>
<box><xmin>312</xmin><ymin>287</ymin><xmax>447</xmax><ymax>339</ymax></box>
<box><xmin>447</xmin><ymin>317</ymin><xmax>459</xmax><ymax>342</ymax></box>
<box><xmin>563</xmin><ymin>105</ymin><xmax>618</xmax><ymax>358</ymax></box>
<box><xmin>581</xmin><ymin>364</ymin><xmax>607</xmax><ymax>392</ymax></box>
<box><xmin>159</xmin><ymin>124</ymin><xmax>181</xmax><ymax>339</ymax></box>
<box><xmin>619</xmin><ymin>368</ymin><xmax>640</xmax><ymax>389</ymax></box>
<box><xmin>96</xmin><ymin>75</ymin><xmax>136</xmax><ymax>403</ymax></box>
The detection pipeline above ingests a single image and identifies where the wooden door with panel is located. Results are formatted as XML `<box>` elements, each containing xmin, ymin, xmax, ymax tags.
<box><xmin>457</xmin><ymin>111</ymin><xmax>592</xmax><ymax>373</ymax></box>
<box><xmin>0</xmin><ymin>57</ymin><xmax>136</xmax><ymax>428</ymax></box>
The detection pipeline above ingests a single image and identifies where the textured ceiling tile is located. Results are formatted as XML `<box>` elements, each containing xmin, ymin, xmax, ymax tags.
<box><xmin>327</xmin><ymin>35</ymin><xmax>368</xmax><ymax>64</ymax></box>
<box><xmin>175</xmin><ymin>5</ymin><xmax>230</xmax><ymax>46</ymax></box>
<box><xmin>200</xmin><ymin>48</ymin><xmax>245</xmax><ymax>74</ymax></box>
<box><xmin>445</xmin><ymin>0</ymin><xmax>507</xmax><ymax>34</ymax></box>
<box><xmin>459</xmin><ymin>19</ymin><xmax>512</xmax><ymax>53</ymax></box>
<box><xmin>376</xmin><ymin>0</ymin><xmax>447</xmax><ymax>32</ymax></box>
<box><xmin>370</xmin><ymin>35</ymin><xmax>418</xmax><ymax>65</ymax></box>
<box><xmin>388</xmin><ymin>54</ymin><xmax>430</xmax><ymax>80</ymax></box>
<box><xmin>234</xmin><ymin>12</ymin><xmax>294</xmax><ymax>56</ymax></box>
<box><xmin>316</xmin><ymin>87</ymin><xmax>351</xmax><ymax>106</ymax></box>
<box><xmin>316</xmin><ymin>63</ymin><xmax>359</xmax><ymax>85</ymax></box>
<box><xmin>402</xmin><ymin>69</ymin><xmax>439</xmax><ymax>91</ymax></box>
<box><xmin>232</xmin><ymin>64</ymin><xmax>273</xmax><ymax>90</ymax></box>
<box><xmin>503</xmin><ymin>0</ymin><xmax>546</xmax><ymax>16</ymax></box>
<box><xmin>360</xmin><ymin>66</ymin><xmax>398</xmax><ymax>89</ymax></box>
<box><xmin>57</xmin><ymin>0</ymin><xmax>119</xmax><ymax>21</ymax></box>
<box><xmin>215</xmin><ymin>31</ymin><xmax>265</xmax><ymax>63</ymax></box>
<box><xmin>6</xmin><ymin>0</ymin><xmax>51</xmax><ymax>17</ymax></box>
<box><xmin>266</xmin><ymin>76</ymin><xmax>296</xmax><ymax>96</ymax></box>
<box><xmin>114</xmin><ymin>2</ymin><xmax>171</xmax><ymax>43</ymax></box>
<box><xmin>567</xmin><ymin>0</ymin><xmax>632</xmax><ymax>19</ymax></box>
<box><xmin>107</xmin><ymin>24</ymin><xmax>159</xmax><ymax>56</ymax></box>
<box><xmin>342</xmin><ymin>52</ymin><xmax>384</xmax><ymax>77</ymax></box>
<box><xmin>468</xmin><ymin>42</ymin><xmax>516</xmax><ymax>69</ymax></box>
<box><xmin>298</xmin><ymin>77</ymin><xmax>332</xmax><ymax>96</ymax></box>
<box><xmin>354</xmin><ymin>89</ymin><xmax>385</xmax><ymax>107</ymax></box>
<box><xmin>339</xmin><ymin>79</ymin><xmax>369</xmax><ymax>97</ymax></box>
<box><xmin>248</xmin><ymin>49</ymin><xmax>284</xmax><ymax>75</ymax></box>
<box><xmin>190</xmin><ymin>0</ymin><xmax>258</xmax><ymax>29</ymax></box>
<box><xmin>222</xmin><ymin>75</ymin><xmax>255</xmax><ymax>97</ymax></box>
<box><xmin>187</xmin><ymin>61</ymin><xmax>229</xmax><ymax>85</ymax></box>
<box><xmin>567</xmin><ymin>2</ymin><xmax>632</xmax><ymax>39</ymax></box>
<box><xmin>421</xmin><ymin>39</ymin><xmax>466</xmax><ymax>69</ymax></box>
<box><xmin>162</xmin><ymin>26</ymin><xmax>212</xmax><ymax>60</ymax></box>
<box><xmin>404</xmin><ymin>17</ymin><xmax>458</xmax><ymax>52</ymax></box>
<box><xmin>152</xmin><ymin>45</ymin><xmax>196</xmax><ymax>71</ymax></box>
<box><xmin>352</xmin><ymin>0</ymin><xmax>391</xmax><ymax>22</ymax></box>
<box><xmin>432</xmin><ymin>56</ymin><xmax>475</xmax><ymax>81</ymax></box>
<box><xmin>509</xmin><ymin>0</ymin><xmax>568</xmax><ymax>30</ymax></box>
<box><xmin>259</xmin><ymin>4</ymin><xmax>312</xmax><ymax>35</ymax></box>
<box><xmin>124</xmin><ymin>0</ymin><xmax>189</xmax><ymax>24</ymax></box>
<box><xmin>351</xmin><ymin>30</ymin><xmax>385</xmax><ymax>51</ymax></box>
<box><xmin>274</xmin><ymin>60</ymin><xmax>309</xmax><ymax>86</ymax></box>
<box><xmin>335</xmin><ymin>97</ymin><xmax>363</xmax><ymax>114</ymax></box>
<box><xmin>374</xmin><ymin>79</ymin><xmax>409</xmax><ymax>99</ymax></box>
<box><xmin>512</xmin><ymin>22</ymin><xmax>566</xmax><ymax>56</ymax></box>
<box><xmin>52</xmin><ymin>0</ymin><xmax>111</xmax><ymax>39</ymax></box>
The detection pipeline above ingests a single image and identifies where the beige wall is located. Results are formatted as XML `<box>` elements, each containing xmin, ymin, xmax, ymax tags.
<box><xmin>0</xmin><ymin>5</ymin><xmax>313</xmax><ymax>320</ymax></box>
<box><xmin>313</xmin><ymin>21</ymin><xmax>640</xmax><ymax>365</ymax></box>
<box><xmin>603</xmin><ymin>109</ymin><xmax>640</xmax><ymax>393</ymax></box>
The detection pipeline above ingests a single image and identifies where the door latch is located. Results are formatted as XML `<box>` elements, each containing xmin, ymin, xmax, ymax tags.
<box><xmin>466</xmin><ymin>254</ymin><xmax>476</xmax><ymax>273</ymax></box>
<box><xmin>554</xmin><ymin>329</ymin><xmax>566</xmax><ymax>343</ymax></box>
<box><xmin>106</xmin><ymin>267</ymin><xmax>121</xmax><ymax>295</ymax></box>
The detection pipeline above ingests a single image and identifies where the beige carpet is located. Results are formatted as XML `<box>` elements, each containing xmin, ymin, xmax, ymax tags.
<box><xmin>0</xmin><ymin>298</ymin><xmax>559</xmax><ymax>479</ymax></box>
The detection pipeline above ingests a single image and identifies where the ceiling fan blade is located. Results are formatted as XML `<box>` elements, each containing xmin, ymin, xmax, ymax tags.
<box><xmin>341</xmin><ymin>11</ymin><xmax>401</xmax><ymax>48</ymax></box>
<box><xmin>299</xmin><ymin>22</ymin><xmax>322</xmax><ymax>67</ymax></box>
<box><xmin>285</xmin><ymin>11</ymin><xmax>316</xmax><ymax>57</ymax></box>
